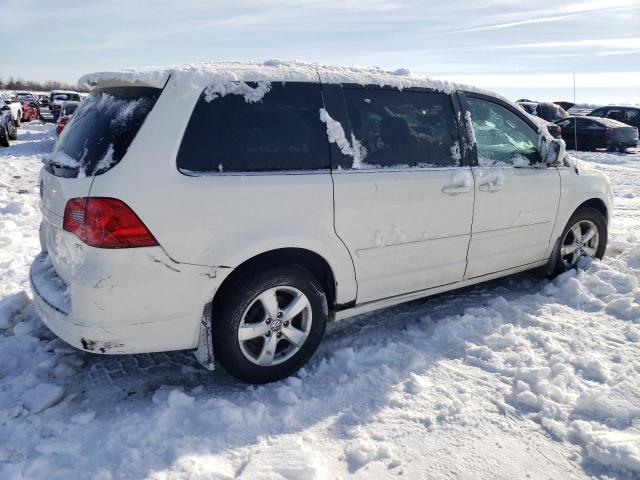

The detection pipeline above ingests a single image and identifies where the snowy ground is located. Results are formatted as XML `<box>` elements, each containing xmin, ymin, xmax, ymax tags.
<box><xmin>0</xmin><ymin>122</ymin><xmax>639</xmax><ymax>479</ymax></box>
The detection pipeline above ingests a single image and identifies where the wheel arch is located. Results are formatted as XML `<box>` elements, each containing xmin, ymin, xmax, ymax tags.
<box><xmin>575</xmin><ymin>197</ymin><xmax>608</xmax><ymax>223</ymax></box>
<box><xmin>211</xmin><ymin>248</ymin><xmax>344</xmax><ymax>319</ymax></box>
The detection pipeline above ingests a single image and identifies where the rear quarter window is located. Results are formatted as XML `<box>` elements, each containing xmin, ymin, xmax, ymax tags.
<box><xmin>48</xmin><ymin>87</ymin><xmax>160</xmax><ymax>177</ymax></box>
<box><xmin>177</xmin><ymin>82</ymin><xmax>329</xmax><ymax>173</ymax></box>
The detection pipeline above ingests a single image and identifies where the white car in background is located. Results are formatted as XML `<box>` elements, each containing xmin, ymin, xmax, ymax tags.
<box><xmin>48</xmin><ymin>90</ymin><xmax>82</xmax><ymax>119</ymax></box>
<box><xmin>0</xmin><ymin>91</ymin><xmax>23</xmax><ymax>126</ymax></box>
<box><xmin>31</xmin><ymin>61</ymin><xmax>612</xmax><ymax>384</ymax></box>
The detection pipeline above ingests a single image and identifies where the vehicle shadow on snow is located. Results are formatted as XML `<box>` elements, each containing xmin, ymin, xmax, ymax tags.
<box><xmin>47</xmin><ymin>272</ymin><xmax>532</xmax><ymax>404</ymax></box>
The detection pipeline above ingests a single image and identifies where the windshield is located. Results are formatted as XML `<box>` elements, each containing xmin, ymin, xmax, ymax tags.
<box><xmin>49</xmin><ymin>87</ymin><xmax>160</xmax><ymax>177</ymax></box>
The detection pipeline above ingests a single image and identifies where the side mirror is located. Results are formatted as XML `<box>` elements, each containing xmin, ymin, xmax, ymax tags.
<box><xmin>545</xmin><ymin>138</ymin><xmax>566</xmax><ymax>167</ymax></box>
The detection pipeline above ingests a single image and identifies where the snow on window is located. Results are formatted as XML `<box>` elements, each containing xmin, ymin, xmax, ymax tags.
<box><xmin>203</xmin><ymin>81</ymin><xmax>271</xmax><ymax>104</ymax></box>
<box><xmin>464</xmin><ymin>111</ymin><xmax>476</xmax><ymax>149</ymax></box>
<box><xmin>319</xmin><ymin>108</ymin><xmax>367</xmax><ymax>169</ymax></box>
<box><xmin>511</xmin><ymin>154</ymin><xmax>531</xmax><ymax>168</ymax></box>
<box><xmin>92</xmin><ymin>144</ymin><xmax>116</xmax><ymax>175</ymax></box>
<box><xmin>450</xmin><ymin>141</ymin><xmax>461</xmax><ymax>165</ymax></box>
<box><xmin>42</xmin><ymin>150</ymin><xmax>81</xmax><ymax>169</ymax></box>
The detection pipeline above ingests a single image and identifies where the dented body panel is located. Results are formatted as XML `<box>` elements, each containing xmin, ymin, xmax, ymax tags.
<box><xmin>30</xmin><ymin>238</ymin><xmax>230</xmax><ymax>354</ymax></box>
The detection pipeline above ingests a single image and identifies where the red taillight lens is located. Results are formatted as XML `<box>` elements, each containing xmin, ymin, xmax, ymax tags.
<box><xmin>63</xmin><ymin>198</ymin><xmax>159</xmax><ymax>248</ymax></box>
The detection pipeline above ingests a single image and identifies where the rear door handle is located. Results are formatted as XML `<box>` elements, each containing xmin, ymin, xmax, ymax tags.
<box><xmin>479</xmin><ymin>183</ymin><xmax>504</xmax><ymax>192</ymax></box>
<box><xmin>442</xmin><ymin>185</ymin><xmax>472</xmax><ymax>195</ymax></box>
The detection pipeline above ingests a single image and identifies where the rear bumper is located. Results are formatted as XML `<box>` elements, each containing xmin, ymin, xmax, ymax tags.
<box><xmin>30</xmin><ymin>250</ymin><xmax>230</xmax><ymax>355</ymax></box>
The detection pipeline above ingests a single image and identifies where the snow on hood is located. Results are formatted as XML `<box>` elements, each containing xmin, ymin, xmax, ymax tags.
<box><xmin>78</xmin><ymin>59</ymin><xmax>481</xmax><ymax>96</ymax></box>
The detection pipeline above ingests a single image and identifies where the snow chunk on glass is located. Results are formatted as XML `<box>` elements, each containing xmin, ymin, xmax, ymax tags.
<box><xmin>319</xmin><ymin>108</ymin><xmax>367</xmax><ymax>169</ymax></box>
<box><xmin>204</xmin><ymin>81</ymin><xmax>271</xmax><ymax>104</ymax></box>
<box><xmin>464</xmin><ymin>111</ymin><xmax>476</xmax><ymax>148</ymax></box>
<box><xmin>42</xmin><ymin>150</ymin><xmax>81</xmax><ymax>169</ymax></box>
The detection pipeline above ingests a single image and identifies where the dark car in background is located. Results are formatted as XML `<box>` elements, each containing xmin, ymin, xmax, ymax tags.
<box><xmin>556</xmin><ymin>116</ymin><xmax>639</xmax><ymax>152</ymax></box>
<box><xmin>55</xmin><ymin>101</ymin><xmax>79</xmax><ymax>135</ymax></box>
<box><xmin>0</xmin><ymin>99</ymin><xmax>18</xmax><ymax>146</ymax></box>
<box><xmin>517</xmin><ymin>101</ymin><xmax>569</xmax><ymax>122</ymax></box>
<box><xmin>517</xmin><ymin>101</ymin><xmax>564</xmax><ymax>138</ymax></box>
<box><xmin>589</xmin><ymin>106</ymin><xmax>640</xmax><ymax>129</ymax></box>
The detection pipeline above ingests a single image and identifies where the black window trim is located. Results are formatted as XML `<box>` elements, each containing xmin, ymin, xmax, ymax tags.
<box><xmin>330</xmin><ymin>83</ymin><xmax>468</xmax><ymax>172</ymax></box>
<box><xmin>176</xmin><ymin>80</ymin><xmax>332</xmax><ymax>177</ymax></box>
<box><xmin>459</xmin><ymin>91</ymin><xmax>543</xmax><ymax>168</ymax></box>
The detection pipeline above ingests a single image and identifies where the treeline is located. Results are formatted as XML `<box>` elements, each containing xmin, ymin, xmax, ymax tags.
<box><xmin>0</xmin><ymin>76</ymin><xmax>89</xmax><ymax>93</ymax></box>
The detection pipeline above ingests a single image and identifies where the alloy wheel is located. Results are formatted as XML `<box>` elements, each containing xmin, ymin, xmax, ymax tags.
<box><xmin>560</xmin><ymin>219</ymin><xmax>599</xmax><ymax>269</ymax></box>
<box><xmin>237</xmin><ymin>286</ymin><xmax>312</xmax><ymax>366</ymax></box>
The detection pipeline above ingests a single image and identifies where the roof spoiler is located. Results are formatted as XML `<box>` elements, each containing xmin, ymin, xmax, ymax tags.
<box><xmin>78</xmin><ymin>72</ymin><xmax>170</xmax><ymax>91</ymax></box>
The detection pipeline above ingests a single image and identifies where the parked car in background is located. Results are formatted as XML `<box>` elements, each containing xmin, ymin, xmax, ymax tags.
<box><xmin>588</xmin><ymin>106</ymin><xmax>640</xmax><ymax>130</ymax></box>
<box><xmin>49</xmin><ymin>90</ymin><xmax>82</xmax><ymax>119</ymax></box>
<box><xmin>0</xmin><ymin>99</ymin><xmax>18</xmax><ymax>146</ymax></box>
<box><xmin>517</xmin><ymin>101</ymin><xmax>569</xmax><ymax>123</ymax></box>
<box><xmin>18</xmin><ymin>98</ymin><xmax>40</xmax><ymax>122</ymax></box>
<box><xmin>37</xmin><ymin>94</ymin><xmax>50</xmax><ymax>107</ymax></box>
<box><xmin>517</xmin><ymin>101</ymin><xmax>563</xmax><ymax>138</ymax></box>
<box><xmin>55</xmin><ymin>101</ymin><xmax>79</xmax><ymax>135</ymax></box>
<box><xmin>556</xmin><ymin>116</ymin><xmax>639</xmax><ymax>152</ymax></box>
<box><xmin>14</xmin><ymin>91</ymin><xmax>38</xmax><ymax>103</ymax></box>
<box><xmin>31</xmin><ymin>61</ymin><xmax>611</xmax><ymax>384</ymax></box>
<box><xmin>0</xmin><ymin>92</ymin><xmax>23</xmax><ymax>127</ymax></box>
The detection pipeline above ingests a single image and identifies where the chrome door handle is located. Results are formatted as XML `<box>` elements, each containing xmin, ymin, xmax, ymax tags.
<box><xmin>442</xmin><ymin>185</ymin><xmax>472</xmax><ymax>195</ymax></box>
<box><xmin>479</xmin><ymin>183</ymin><xmax>504</xmax><ymax>192</ymax></box>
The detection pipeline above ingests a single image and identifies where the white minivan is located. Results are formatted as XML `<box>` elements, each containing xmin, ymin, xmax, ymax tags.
<box><xmin>31</xmin><ymin>61</ymin><xmax>612</xmax><ymax>383</ymax></box>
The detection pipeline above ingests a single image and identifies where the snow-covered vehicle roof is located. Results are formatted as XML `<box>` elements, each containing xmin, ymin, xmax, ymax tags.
<box><xmin>79</xmin><ymin>60</ymin><xmax>473</xmax><ymax>95</ymax></box>
<box><xmin>78</xmin><ymin>59</ymin><xmax>561</xmax><ymax>159</ymax></box>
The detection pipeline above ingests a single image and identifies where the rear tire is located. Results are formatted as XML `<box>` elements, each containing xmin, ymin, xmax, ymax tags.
<box><xmin>15</xmin><ymin>115</ymin><xmax>21</xmax><ymax>127</ymax></box>
<box><xmin>213</xmin><ymin>266</ymin><xmax>328</xmax><ymax>384</ymax></box>
<box><xmin>548</xmin><ymin>207</ymin><xmax>607</xmax><ymax>277</ymax></box>
<box><xmin>0</xmin><ymin>125</ymin><xmax>9</xmax><ymax>147</ymax></box>
<box><xmin>8</xmin><ymin>120</ymin><xmax>17</xmax><ymax>140</ymax></box>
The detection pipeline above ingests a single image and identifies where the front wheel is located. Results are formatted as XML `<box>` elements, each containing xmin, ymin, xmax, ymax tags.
<box><xmin>551</xmin><ymin>207</ymin><xmax>607</xmax><ymax>276</ymax></box>
<box><xmin>213</xmin><ymin>266</ymin><xmax>328</xmax><ymax>384</ymax></box>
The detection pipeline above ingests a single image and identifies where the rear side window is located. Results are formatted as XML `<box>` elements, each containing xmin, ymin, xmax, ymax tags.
<box><xmin>177</xmin><ymin>82</ymin><xmax>329</xmax><ymax>173</ymax></box>
<box><xmin>343</xmin><ymin>88</ymin><xmax>459</xmax><ymax>168</ymax></box>
<box><xmin>466</xmin><ymin>97</ymin><xmax>541</xmax><ymax>166</ymax></box>
<box><xmin>49</xmin><ymin>87</ymin><xmax>160</xmax><ymax>177</ymax></box>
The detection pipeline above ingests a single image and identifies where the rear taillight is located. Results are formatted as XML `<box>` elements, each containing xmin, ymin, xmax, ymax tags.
<box><xmin>63</xmin><ymin>198</ymin><xmax>159</xmax><ymax>248</ymax></box>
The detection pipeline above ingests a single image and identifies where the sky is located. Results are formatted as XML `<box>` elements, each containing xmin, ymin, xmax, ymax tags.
<box><xmin>1</xmin><ymin>0</ymin><xmax>639</xmax><ymax>104</ymax></box>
